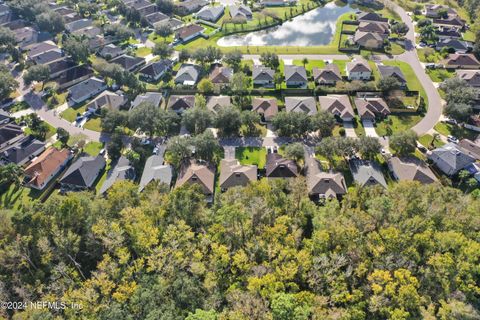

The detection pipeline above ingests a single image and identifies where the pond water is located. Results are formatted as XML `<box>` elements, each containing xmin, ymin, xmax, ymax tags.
<box><xmin>217</xmin><ymin>2</ymin><xmax>355</xmax><ymax>47</ymax></box>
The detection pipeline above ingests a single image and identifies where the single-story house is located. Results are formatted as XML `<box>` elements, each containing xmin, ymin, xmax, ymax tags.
<box><xmin>353</xmin><ymin>30</ymin><xmax>385</xmax><ymax>49</ymax></box>
<box><xmin>48</xmin><ymin>59</ymin><xmax>78</xmax><ymax>78</ymax></box>
<box><xmin>138</xmin><ymin>59</ymin><xmax>172</xmax><ymax>82</ymax></box>
<box><xmin>175</xmin><ymin>0</ymin><xmax>209</xmax><ymax>15</ymax></box>
<box><xmin>24</xmin><ymin>147</ymin><xmax>73</xmax><ymax>190</ymax></box>
<box><xmin>13</xmin><ymin>26</ymin><xmax>38</xmax><ymax>49</ymax></box>
<box><xmin>253</xmin><ymin>65</ymin><xmax>275</xmax><ymax>87</ymax></box>
<box><xmin>266</xmin><ymin>153</ymin><xmax>298</xmax><ymax>178</ymax></box>
<box><xmin>124</xmin><ymin>0</ymin><xmax>157</xmax><ymax>17</ymax></box>
<box><xmin>175</xmin><ymin>24</ymin><xmax>204</xmax><ymax>42</ymax></box>
<box><xmin>144</xmin><ymin>11</ymin><xmax>169</xmax><ymax>27</ymax></box>
<box><xmin>318</xmin><ymin>95</ymin><xmax>355</xmax><ymax>122</ymax></box>
<box><xmin>206</xmin><ymin>95</ymin><xmax>231</xmax><ymax>112</ymax></box>
<box><xmin>285</xmin><ymin>96</ymin><xmax>317</xmax><ymax>115</ymax></box>
<box><xmin>346</xmin><ymin>59</ymin><xmax>372</xmax><ymax>80</ymax></box>
<box><xmin>219</xmin><ymin>159</ymin><xmax>257</xmax><ymax>191</ymax></box>
<box><xmin>388</xmin><ymin>156</ymin><xmax>438</xmax><ymax>184</ymax></box>
<box><xmin>442</xmin><ymin>54</ymin><xmax>480</xmax><ymax>69</ymax></box>
<box><xmin>424</xmin><ymin>4</ymin><xmax>457</xmax><ymax>18</ymax></box>
<box><xmin>305</xmin><ymin>156</ymin><xmax>347</xmax><ymax>200</ymax></box>
<box><xmin>349</xmin><ymin>159</ymin><xmax>387</xmax><ymax>188</ymax></box>
<box><xmin>357</xmin><ymin>21</ymin><xmax>389</xmax><ymax>34</ymax></box>
<box><xmin>428</xmin><ymin>142</ymin><xmax>476</xmax><ymax>176</ymax></box>
<box><xmin>138</xmin><ymin>154</ymin><xmax>173</xmax><ymax>192</ymax></box>
<box><xmin>435</xmin><ymin>27</ymin><xmax>462</xmax><ymax>40</ymax></box>
<box><xmin>85</xmin><ymin>90</ymin><xmax>127</xmax><ymax>111</ymax></box>
<box><xmin>67</xmin><ymin>77</ymin><xmax>107</xmax><ymax>104</ymax></box>
<box><xmin>0</xmin><ymin>123</ymin><xmax>24</xmax><ymax>150</ymax></box>
<box><xmin>195</xmin><ymin>5</ymin><xmax>224</xmax><ymax>22</ymax></box>
<box><xmin>0</xmin><ymin>136</ymin><xmax>45</xmax><ymax>166</ymax></box>
<box><xmin>110</xmin><ymin>54</ymin><xmax>146</xmax><ymax>71</ymax></box>
<box><xmin>458</xmin><ymin>139</ymin><xmax>480</xmax><ymax>160</ymax></box>
<box><xmin>357</xmin><ymin>12</ymin><xmax>388</xmax><ymax>23</ymax></box>
<box><xmin>55</xmin><ymin>65</ymin><xmax>93</xmax><ymax>90</ymax></box>
<box><xmin>209</xmin><ymin>65</ymin><xmax>233</xmax><ymax>84</ymax></box>
<box><xmin>229</xmin><ymin>4</ymin><xmax>252</xmax><ymax>20</ymax></box>
<box><xmin>252</xmin><ymin>97</ymin><xmax>278</xmax><ymax>122</ymax></box>
<box><xmin>433</xmin><ymin>16</ymin><xmax>465</xmax><ymax>30</ymax></box>
<box><xmin>60</xmin><ymin>155</ymin><xmax>106</xmax><ymax>191</ymax></box>
<box><xmin>456</xmin><ymin>70</ymin><xmax>480</xmax><ymax>87</ymax></box>
<box><xmin>25</xmin><ymin>41</ymin><xmax>58</xmax><ymax>60</ymax></box>
<box><xmin>31</xmin><ymin>48</ymin><xmax>65</xmax><ymax>65</ymax></box>
<box><xmin>65</xmin><ymin>18</ymin><xmax>93</xmax><ymax>33</ymax></box>
<box><xmin>130</xmin><ymin>92</ymin><xmax>163</xmax><ymax>110</ymax></box>
<box><xmin>354</xmin><ymin>97</ymin><xmax>391</xmax><ymax>121</ymax></box>
<box><xmin>284</xmin><ymin>65</ymin><xmax>308</xmax><ymax>87</ymax></box>
<box><xmin>175</xmin><ymin>64</ymin><xmax>201</xmax><ymax>85</ymax></box>
<box><xmin>313</xmin><ymin>64</ymin><xmax>342</xmax><ymax>85</ymax></box>
<box><xmin>436</xmin><ymin>38</ymin><xmax>472</xmax><ymax>53</ymax></box>
<box><xmin>176</xmin><ymin>159</ymin><xmax>215</xmax><ymax>201</ymax></box>
<box><xmin>99</xmin><ymin>44</ymin><xmax>124</xmax><ymax>60</ymax></box>
<box><xmin>168</xmin><ymin>95</ymin><xmax>195</xmax><ymax>113</ymax></box>
<box><xmin>99</xmin><ymin>156</ymin><xmax>136</xmax><ymax>195</ymax></box>
<box><xmin>377</xmin><ymin>64</ymin><xmax>407</xmax><ymax>87</ymax></box>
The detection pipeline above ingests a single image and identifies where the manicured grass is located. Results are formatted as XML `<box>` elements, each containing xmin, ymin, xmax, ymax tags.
<box><xmin>235</xmin><ymin>147</ymin><xmax>267</xmax><ymax>169</ymax></box>
<box><xmin>24</xmin><ymin>121</ymin><xmax>56</xmax><ymax>141</ymax></box>
<box><xmin>135</xmin><ymin>47</ymin><xmax>152</xmax><ymax>57</ymax></box>
<box><xmin>434</xmin><ymin>122</ymin><xmax>478</xmax><ymax>140</ymax></box>
<box><xmin>419</xmin><ymin>134</ymin><xmax>445</xmax><ymax>149</ymax></box>
<box><xmin>418</xmin><ymin>48</ymin><xmax>443</xmax><ymax>63</ymax></box>
<box><xmin>95</xmin><ymin>160</ymin><xmax>111</xmax><ymax>193</ymax></box>
<box><xmin>375</xmin><ymin>114</ymin><xmax>422</xmax><ymax>136</ymax></box>
<box><xmin>198</xmin><ymin>23</ymin><xmax>217</xmax><ymax>35</ymax></box>
<box><xmin>463</xmin><ymin>30</ymin><xmax>475</xmax><ymax>42</ymax></box>
<box><xmin>84</xmin><ymin>141</ymin><xmax>104</xmax><ymax>156</ymax></box>
<box><xmin>382</xmin><ymin>60</ymin><xmax>428</xmax><ymax>103</ymax></box>
<box><xmin>353</xmin><ymin>116</ymin><xmax>366</xmax><ymax>137</ymax></box>
<box><xmin>333</xmin><ymin>60</ymin><xmax>348</xmax><ymax>76</ymax></box>
<box><xmin>0</xmin><ymin>183</ymin><xmax>42</xmax><ymax>210</ymax></box>
<box><xmin>292</xmin><ymin>60</ymin><xmax>325</xmax><ymax>74</ymax></box>
<box><xmin>426</xmin><ymin>68</ymin><xmax>454</xmax><ymax>83</ymax></box>
<box><xmin>8</xmin><ymin>101</ymin><xmax>30</xmax><ymax>113</ymax></box>
<box><xmin>83</xmin><ymin>116</ymin><xmax>102</xmax><ymax>132</ymax></box>
<box><xmin>61</xmin><ymin>105</ymin><xmax>86</xmax><ymax>122</ymax></box>
<box><xmin>368</xmin><ymin>61</ymin><xmax>381</xmax><ymax>81</ymax></box>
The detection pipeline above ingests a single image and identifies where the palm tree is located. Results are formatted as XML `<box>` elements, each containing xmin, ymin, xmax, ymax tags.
<box><xmin>0</xmin><ymin>163</ymin><xmax>23</xmax><ymax>187</ymax></box>
<box><xmin>302</xmin><ymin>57</ymin><xmax>309</xmax><ymax>68</ymax></box>
<box><xmin>430</xmin><ymin>133</ymin><xmax>440</xmax><ymax>148</ymax></box>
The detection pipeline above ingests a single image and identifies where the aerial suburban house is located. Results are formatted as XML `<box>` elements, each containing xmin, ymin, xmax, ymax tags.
<box><xmin>48</xmin><ymin>59</ymin><xmax>78</xmax><ymax>78</ymax></box>
<box><xmin>138</xmin><ymin>155</ymin><xmax>173</xmax><ymax>192</ymax></box>
<box><xmin>456</xmin><ymin>70</ymin><xmax>480</xmax><ymax>87</ymax></box>
<box><xmin>195</xmin><ymin>5</ymin><xmax>224</xmax><ymax>22</ymax></box>
<box><xmin>130</xmin><ymin>92</ymin><xmax>163</xmax><ymax>110</ymax></box>
<box><xmin>60</xmin><ymin>155</ymin><xmax>106</xmax><ymax>191</ymax></box>
<box><xmin>110</xmin><ymin>55</ymin><xmax>146</xmax><ymax>72</ymax></box>
<box><xmin>458</xmin><ymin>139</ymin><xmax>480</xmax><ymax>160</ymax></box>
<box><xmin>349</xmin><ymin>159</ymin><xmax>387</xmax><ymax>188</ymax></box>
<box><xmin>99</xmin><ymin>156</ymin><xmax>136</xmax><ymax>195</ymax></box>
<box><xmin>442</xmin><ymin>54</ymin><xmax>480</xmax><ymax>69</ymax></box>
<box><xmin>305</xmin><ymin>157</ymin><xmax>347</xmax><ymax>200</ymax></box>
<box><xmin>377</xmin><ymin>65</ymin><xmax>407</xmax><ymax>88</ymax></box>
<box><xmin>0</xmin><ymin>123</ymin><xmax>24</xmax><ymax>150</ymax></box>
<box><xmin>13</xmin><ymin>27</ymin><xmax>38</xmax><ymax>49</ymax></box>
<box><xmin>261</xmin><ymin>0</ymin><xmax>297</xmax><ymax>7</ymax></box>
<box><xmin>266</xmin><ymin>153</ymin><xmax>298</xmax><ymax>178</ymax></box>
<box><xmin>428</xmin><ymin>143</ymin><xmax>476</xmax><ymax>176</ymax></box>
<box><xmin>354</xmin><ymin>97</ymin><xmax>391</xmax><ymax>121</ymax></box>
<box><xmin>175</xmin><ymin>0</ymin><xmax>209</xmax><ymax>15</ymax></box>
<box><xmin>346</xmin><ymin>59</ymin><xmax>372</xmax><ymax>80</ymax></box>
<box><xmin>209</xmin><ymin>65</ymin><xmax>233</xmax><ymax>84</ymax></box>
<box><xmin>284</xmin><ymin>65</ymin><xmax>308</xmax><ymax>87</ymax></box>
<box><xmin>206</xmin><ymin>96</ymin><xmax>231</xmax><ymax>113</ymax></box>
<box><xmin>219</xmin><ymin>159</ymin><xmax>257</xmax><ymax>191</ymax></box>
<box><xmin>123</xmin><ymin>0</ymin><xmax>157</xmax><ymax>17</ymax></box>
<box><xmin>313</xmin><ymin>64</ymin><xmax>342</xmax><ymax>85</ymax></box>
<box><xmin>168</xmin><ymin>95</ymin><xmax>195</xmax><ymax>113</ymax></box>
<box><xmin>85</xmin><ymin>90</ymin><xmax>127</xmax><ymax>112</ymax></box>
<box><xmin>357</xmin><ymin>21</ymin><xmax>389</xmax><ymax>34</ymax></box>
<box><xmin>176</xmin><ymin>159</ymin><xmax>216</xmax><ymax>201</ymax></box>
<box><xmin>357</xmin><ymin>12</ymin><xmax>388</xmax><ymax>23</ymax></box>
<box><xmin>144</xmin><ymin>11</ymin><xmax>169</xmax><ymax>27</ymax></box>
<box><xmin>67</xmin><ymin>77</ymin><xmax>107</xmax><ymax>104</ymax></box>
<box><xmin>353</xmin><ymin>31</ymin><xmax>385</xmax><ymax>49</ymax></box>
<box><xmin>0</xmin><ymin>136</ymin><xmax>45</xmax><ymax>166</ymax></box>
<box><xmin>31</xmin><ymin>48</ymin><xmax>65</xmax><ymax>65</ymax></box>
<box><xmin>435</xmin><ymin>38</ymin><xmax>472</xmax><ymax>54</ymax></box>
<box><xmin>229</xmin><ymin>4</ymin><xmax>252</xmax><ymax>20</ymax></box>
<box><xmin>318</xmin><ymin>95</ymin><xmax>355</xmax><ymax>122</ymax></box>
<box><xmin>433</xmin><ymin>16</ymin><xmax>465</xmax><ymax>31</ymax></box>
<box><xmin>285</xmin><ymin>97</ymin><xmax>317</xmax><ymax>115</ymax></box>
<box><xmin>24</xmin><ymin>147</ymin><xmax>73</xmax><ymax>190</ymax></box>
<box><xmin>138</xmin><ymin>60</ymin><xmax>172</xmax><ymax>82</ymax></box>
<box><xmin>387</xmin><ymin>157</ymin><xmax>438</xmax><ymax>184</ymax></box>
<box><xmin>253</xmin><ymin>66</ymin><xmax>275</xmax><ymax>87</ymax></box>
<box><xmin>435</xmin><ymin>27</ymin><xmax>462</xmax><ymax>40</ymax></box>
<box><xmin>99</xmin><ymin>44</ymin><xmax>124</xmax><ymax>60</ymax></box>
<box><xmin>252</xmin><ymin>97</ymin><xmax>278</xmax><ymax>122</ymax></box>
<box><xmin>65</xmin><ymin>18</ymin><xmax>93</xmax><ymax>33</ymax></box>
<box><xmin>424</xmin><ymin>4</ymin><xmax>457</xmax><ymax>18</ymax></box>
<box><xmin>55</xmin><ymin>65</ymin><xmax>93</xmax><ymax>90</ymax></box>
<box><xmin>175</xmin><ymin>64</ymin><xmax>201</xmax><ymax>85</ymax></box>
<box><xmin>25</xmin><ymin>41</ymin><xmax>58</xmax><ymax>60</ymax></box>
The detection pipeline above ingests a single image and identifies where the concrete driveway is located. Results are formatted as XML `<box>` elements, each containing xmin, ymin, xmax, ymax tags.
<box><xmin>362</xmin><ymin>120</ymin><xmax>379</xmax><ymax>137</ymax></box>
<box><xmin>343</xmin><ymin>122</ymin><xmax>357</xmax><ymax>138</ymax></box>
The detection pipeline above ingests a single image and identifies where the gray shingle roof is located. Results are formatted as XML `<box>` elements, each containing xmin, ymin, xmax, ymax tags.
<box><xmin>0</xmin><ymin>136</ymin><xmax>45</xmax><ymax>165</ymax></box>
<box><xmin>99</xmin><ymin>156</ymin><xmax>136</xmax><ymax>194</ymax></box>
<box><xmin>377</xmin><ymin>65</ymin><xmax>407</xmax><ymax>83</ymax></box>
<box><xmin>428</xmin><ymin>142</ymin><xmax>476</xmax><ymax>175</ymax></box>
<box><xmin>139</xmin><ymin>154</ymin><xmax>173</xmax><ymax>192</ymax></box>
<box><xmin>349</xmin><ymin>159</ymin><xmax>387</xmax><ymax>188</ymax></box>
<box><xmin>68</xmin><ymin>77</ymin><xmax>106</xmax><ymax>102</ymax></box>
<box><xmin>130</xmin><ymin>92</ymin><xmax>163</xmax><ymax>109</ymax></box>
<box><xmin>285</xmin><ymin>96</ymin><xmax>317</xmax><ymax>115</ymax></box>
<box><xmin>252</xmin><ymin>66</ymin><xmax>274</xmax><ymax>81</ymax></box>
<box><xmin>60</xmin><ymin>155</ymin><xmax>106</xmax><ymax>188</ymax></box>
<box><xmin>284</xmin><ymin>65</ymin><xmax>307</xmax><ymax>82</ymax></box>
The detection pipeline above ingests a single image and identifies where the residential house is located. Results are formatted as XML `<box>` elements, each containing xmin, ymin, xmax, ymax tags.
<box><xmin>252</xmin><ymin>65</ymin><xmax>275</xmax><ymax>87</ymax></box>
<box><xmin>284</xmin><ymin>65</ymin><xmax>307</xmax><ymax>87</ymax></box>
<box><xmin>85</xmin><ymin>90</ymin><xmax>127</xmax><ymax>112</ymax></box>
<box><xmin>25</xmin><ymin>41</ymin><xmax>58</xmax><ymax>60</ymax></box>
<box><xmin>424</xmin><ymin>4</ymin><xmax>457</xmax><ymax>18</ymax></box>
<box><xmin>0</xmin><ymin>123</ymin><xmax>24</xmax><ymax>150</ymax></box>
<box><xmin>266</xmin><ymin>153</ymin><xmax>298</xmax><ymax>178</ymax></box>
<box><xmin>436</xmin><ymin>38</ymin><xmax>472</xmax><ymax>53</ymax></box>
<box><xmin>138</xmin><ymin>155</ymin><xmax>173</xmax><ymax>192</ymax></box>
<box><xmin>175</xmin><ymin>24</ymin><xmax>205</xmax><ymax>42</ymax></box>
<box><xmin>68</xmin><ymin>77</ymin><xmax>107</xmax><ymax>104</ymax></box>
<box><xmin>175</xmin><ymin>0</ymin><xmax>209</xmax><ymax>15</ymax></box>
<box><xmin>357</xmin><ymin>21</ymin><xmax>389</xmax><ymax>34</ymax></box>
<box><xmin>60</xmin><ymin>155</ymin><xmax>106</xmax><ymax>191</ymax></box>
<box><xmin>31</xmin><ymin>48</ymin><xmax>64</xmax><ymax>65</ymax></box>
<box><xmin>99</xmin><ymin>156</ymin><xmax>136</xmax><ymax>195</ymax></box>
<box><xmin>110</xmin><ymin>55</ymin><xmax>146</xmax><ymax>72</ymax></box>
<box><xmin>219</xmin><ymin>159</ymin><xmax>257</xmax><ymax>191</ymax></box>
<box><xmin>353</xmin><ymin>31</ymin><xmax>385</xmax><ymax>49</ymax></box>
<box><xmin>313</xmin><ymin>64</ymin><xmax>342</xmax><ymax>85</ymax></box>
<box><xmin>13</xmin><ymin>27</ymin><xmax>38</xmax><ymax>49</ymax></box>
<box><xmin>318</xmin><ymin>95</ymin><xmax>355</xmax><ymax>122</ymax></box>
<box><xmin>285</xmin><ymin>97</ymin><xmax>317</xmax><ymax>115</ymax></box>
<box><xmin>176</xmin><ymin>159</ymin><xmax>215</xmax><ymax>201</ymax></box>
<box><xmin>305</xmin><ymin>156</ymin><xmax>347</xmax><ymax>200</ymax></box>
<box><xmin>168</xmin><ymin>95</ymin><xmax>195</xmax><ymax>113</ymax></box>
<box><xmin>56</xmin><ymin>65</ymin><xmax>93</xmax><ymax>89</ymax></box>
<box><xmin>144</xmin><ymin>11</ymin><xmax>169</xmax><ymax>27</ymax></box>
<box><xmin>346</xmin><ymin>59</ymin><xmax>372</xmax><ymax>80</ymax></box>
<box><xmin>74</xmin><ymin>26</ymin><xmax>102</xmax><ymax>39</ymax></box>
<box><xmin>435</xmin><ymin>27</ymin><xmax>462</xmax><ymax>40</ymax></box>
<box><xmin>0</xmin><ymin>110</ymin><xmax>12</xmax><ymax>125</ymax></box>
<box><xmin>124</xmin><ymin>0</ymin><xmax>157</xmax><ymax>17</ymax></box>
<box><xmin>130</xmin><ymin>92</ymin><xmax>163</xmax><ymax>110</ymax></box>
<box><xmin>175</xmin><ymin>64</ymin><xmax>201</xmax><ymax>85</ymax></box>
<box><xmin>442</xmin><ymin>54</ymin><xmax>480</xmax><ymax>69</ymax></box>
<box><xmin>65</xmin><ymin>18</ymin><xmax>93</xmax><ymax>33</ymax></box>
<box><xmin>354</xmin><ymin>97</ymin><xmax>390</xmax><ymax>121</ymax></box>
<box><xmin>24</xmin><ymin>147</ymin><xmax>72</xmax><ymax>190</ymax></box>
<box><xmin>357</xmin><ymin>12</ymin><xmax>388</xmax><ymax>23</ymax></box>
<box><xmin>458</xmin><ymin>139</ymin><xmax>480</xmax><ymax>160</ymax></box>
<box><xmin>388</xmin><ymin>156</ymin><xmax>438</xmax><ymax>184</ymax></box>
<box><xmin>138</xmin><ymin>60</ymin><xmax>172</xmax><ymax>82</ymax></box>
<box><xmin>377</xmin><ymin>65</ymin><xmax>407</xmax><ymax>87</ymax></box>
<box><xmin>428</xmin><ymin>142</ymin><xmax>476</xmax><ymax>176</ymax></box>
<box><xmin>209</xmin><ymin>65</ymin><xmax>233</xmax><ymax>84</ymax></box>
<box><xmin>206</xmin><ymin>96</ymin><xmax>231</xmax><ymax>112</ymax></box>
<box><xmin>48</xmin><ymin>59</ymin><xmax>78</xmax><ymax>78</ymax></box>
<box><xmin>433</xmin><ymin>16</ymin><xmax>465</xmax><ymax>31</ymax></box>
<box><xmin>229</xmin><ymin>4</ymin><xmax>252</xmax><ymax>20</ymax></box>
<box><xmin>261</xmin><ymin>0</ymin><xmax>297</xmax><ymax>6</ymax></box>
<box><xmin>0</xmin><ymin>136</ymin><xmax>45</xmax><ymax>166</ymax></box>
<box><xmin>252</xmin><ymin>97</ymin><xmax>278</xmax><ymax>122</ymax></box>
<box><xmin>195</xmin><ymin>5</ymin><xmax>224</xmax><ymax>22</ymax></box>
<box><xmin>99</xmin><ymin>44</ymin><xmax>124</xmax><ymax>60</ymax></box>
<box><xmin>456</xmin><ymin>70</ymin><xmax>480</xmax><ymax>87</ymax></box>
<box><xmin>349</xmin><ymin>159</ymin><xmax>387</xmax><ymax>188</ymax></box>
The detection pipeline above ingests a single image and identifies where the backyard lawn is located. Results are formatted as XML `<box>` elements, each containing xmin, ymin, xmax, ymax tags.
<box><xmin>375</xmin><ymin>114</ymin><xmax>422</xmax><ymax>136</ymax></box>
<box><xmin>419</xmin><ymin>134</ymin><xmax>445</xmax><ymax>149</ymax></box>
<box><xmin>24</xmin><ymin>121</ymin><xmax>56</xmax><ymax>141</ymax></box>
<box><xmin>95</xmin><ymin>160</ymin><xmax>111</xmax><ymax>194</ymax></box>
<box><xmin>236</xmin><ymin>147</ymin><xmax>267</xmax><ymax>169</ymax></box>
<box><xmin>382</xmin><ymin>60</ymin><xmax>428</xmax><ymax>103</ymax></box>
<box><xmin>0</xmin><ymin>183</ymin><xmax>42</xmax><ymax>210</ymax></box>
<box><xmin>84</xmin><ymin>141</ymin><xmax>104</xmax><ymax>156</ymax></box>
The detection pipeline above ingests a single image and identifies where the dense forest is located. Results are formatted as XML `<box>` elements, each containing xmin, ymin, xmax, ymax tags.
<box><xmin>0</xmin><ymin>180</ymin><xmax>479</xmax><ymax>319</ymax></box>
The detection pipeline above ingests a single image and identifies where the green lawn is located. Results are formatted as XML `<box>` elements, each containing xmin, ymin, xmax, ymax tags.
<box><xmin>0</xmin><ymin>183</ymin><xmax>42</xmax><ymax>210</ymax></box>
<box><xmin>434</xmin><ymin>122</ymin><xmax>478</xmax><ymax>140</ymax></box>
<box><xmin>418</xmin><ymin>48</ymin><xmax>443</xmax><ymax>63</ymax></box>
<box><xmin>8</xmin><ymin>101</ymin><xmax>30</xmax><ymax>113</ymax></box>
<box><xmin>292</xmin><ymin>60</ymin><xmax>325</xmax><ymax>75</ymax></box>
<box><xmin>333</xmin><ymin>60</ymin><xmax>348</xmax><ymax>76</ymax></box>
<box><xmin>61</xmin><ymin>105</ymin><xmax>87</xmax><ymax>122</ymax></box>
<box><xmin>368</xmin><ymin>61</ymin><xmax>381</xmax><ymax>81</ymax></box>
<box><xmin>382</xmin><ymin>60</ymin><xmax>428</xmax><ymax>103</ymax></box>
<box><xmin>24</xmin><ymin>121</ymin><xmax>56</xmax><ymax>141</ymax></box>
<box><xmin>235</xmin><ymin>147</ymin><xmax>267</xmax><ymax>169</ymax></box>
<box><xmin>95</xmin><ymin>160</ymin><xmax>111</xmax><ymax>194</ymax></box>
<box><xmin>419</xmin><ymin>134</ymin><xmax>445</xmax><ymax>149</ymax></box>
<box><xmin>83</xmin><ymin>116</ymin><xmax>102</xmax><ymax>132</ymax></box>
<box><xmin>84</xmin><ymin>141</ymin><xmax>104</xmax><ymax>156</ymax></box>
<box><xmin>135</xmin><ymin>47</ymin><xmax>152</xmax><ymax>57</ymax></box>
<box><xmin>353</xmin><ymin>116</ymin><xmax>366</xmax><ymax>137</ymax></box>
<box><xmin>426</xmin><ymin>68</ymin><xmax>454</xmax><ymax>83</ymax></box>
<box><xmin>375</xmin><ymin>114</ymin><xmax>422</xmax><ymax>136</ymax></box>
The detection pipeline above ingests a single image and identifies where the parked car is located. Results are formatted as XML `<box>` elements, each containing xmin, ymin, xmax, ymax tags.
<box><xmin>153</xmin><ymin>147</ymin><xmax>159</xmax><ymax>155</ymax></box>
<box><xmin>417</xmin><ymin>145</ymin><xmax>427</xmax><ymax>153</ymax></box>
<box><xmin>140</xmin><ymin>138</ymin><xmax>151</xmax><ymax>145</ymax></box>
<box><xmin>444</xmin><ymin>118</ymin><xmax>458</xmax><ymax>125</ymax></box>
<box><xmin>447</xmin><ymin>135</ymin><xmax>459</xmax><ymax>143</ymax></box>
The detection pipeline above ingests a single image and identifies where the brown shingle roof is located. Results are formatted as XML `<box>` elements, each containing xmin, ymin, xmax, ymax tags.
<box><xmin>312</xmin><ymin>64</ymin><xmax>342</xmax><ymax>83</ymax></box>
<box><xmin>354</xmin><ymin>97</ymin><xmax>390</xmax><ymax>119</ymax></box>
<box><xmin>252</xmin><ymin>97</ymin><xmax>278</xmax><ymax>120</ymax></box>
<box><xmin>388</xmin><ymin>157</ymin><xmax>438</xmax><ymax>184</ymax></box>
<box><xmin>176</xmin><ymin>159</ymin><xmax>215</xmax><ymax>195</ymax></box>
<box><xmin>266</xmin><ymin>153</ymin><xmax>298</xmax><ymax>178</ymax></box>
<box><xmin>318</xmin><ymin>95</ymin><xmax>354</xmax><ymax>120</ymax></box>
<box><xmin>219</xmin><ymin>159</ymin><xmax>257</xmax><ymax>189</ymax></box>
